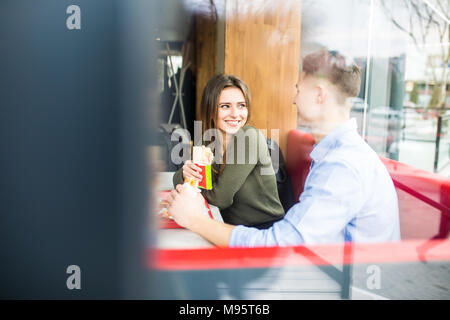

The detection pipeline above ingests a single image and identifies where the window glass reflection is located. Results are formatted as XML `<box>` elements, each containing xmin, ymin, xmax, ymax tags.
<box><xmin>368</xmin><ymin>0</ymin><xmax>449</xmax><ymax>176</ymax></box>
<box><xmin>300</xmin><ymin>0</ymin><xmax>449</xmax><ymax>177</ymax></box>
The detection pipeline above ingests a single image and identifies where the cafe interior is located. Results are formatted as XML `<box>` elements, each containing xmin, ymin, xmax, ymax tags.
<box><xmin>1</xmin><ymin>0</ymin><xmax>449</xmax><ymax>300</ymax></box>
<box><xmin>149</xmin><ymin>0</ymin><xmax>450</xmax><ymax>299</ymax></box>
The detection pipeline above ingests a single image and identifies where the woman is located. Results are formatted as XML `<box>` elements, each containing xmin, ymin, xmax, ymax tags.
<box><xmin>173</xmin><ymin>74</ymin><xmax>284</xmax><ymax>228</ymax></box>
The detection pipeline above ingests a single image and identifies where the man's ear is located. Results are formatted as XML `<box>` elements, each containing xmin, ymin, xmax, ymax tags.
<box><xmin>316</xmin><ymin>84</ymin><xmax>327</xmax><ymax>105</ymax></box>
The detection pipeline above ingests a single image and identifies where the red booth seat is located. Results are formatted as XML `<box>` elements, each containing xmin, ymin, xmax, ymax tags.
<box><xmin>286</xmin><ymin>129</ymin><xmax>315</xmax><ymax>201</ymax></box>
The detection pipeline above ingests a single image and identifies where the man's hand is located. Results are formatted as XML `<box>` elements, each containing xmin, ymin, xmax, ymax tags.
<box><xmin>166</xmin><ymin>184</ymin><xmax>236</xmax><ymax>247</ymax></box>
<box><xmin>166</xmin><ymin>184</ymin><xmax>206</xmax><ymax>231</ymax></box>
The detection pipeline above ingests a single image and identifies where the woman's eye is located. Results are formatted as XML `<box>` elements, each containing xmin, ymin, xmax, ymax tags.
<box><xmin>220</xmin><ymin>104</ymin><xmax>229</xmax><ymax>109</ymax></box>
<box><xmin>239</xmin><ymin>104</ymin><xmax>246</xmax><ymax>108</ymax></box>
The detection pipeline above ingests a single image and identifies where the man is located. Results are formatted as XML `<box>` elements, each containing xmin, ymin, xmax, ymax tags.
<box><xmin>166</xmin><ymin>50</ymin><xmax>401</xmax><ymax>247</ymax></box>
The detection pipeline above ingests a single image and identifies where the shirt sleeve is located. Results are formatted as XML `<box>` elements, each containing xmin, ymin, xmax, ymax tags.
<box><xmin>229</xmin><ymin>159</ymin><xmax>364</xmax><ymax>247</ymax></box>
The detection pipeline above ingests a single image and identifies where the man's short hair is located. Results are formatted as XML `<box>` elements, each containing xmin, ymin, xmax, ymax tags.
<box><xmin>302</xmin><ymin>50</ymin><xmax>361</xmax><ymax>104</ymax></box>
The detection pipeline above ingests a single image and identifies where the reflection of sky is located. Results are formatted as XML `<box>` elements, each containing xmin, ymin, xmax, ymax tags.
<box><xmin>301</xmin><ymin>0</ymin><xmax>372</xmax><ymax>57</ymax></box>
<box><xmin>301</xmin><ymin>0</ymin><xmax>448</xmax><ymax>81</ymax></box>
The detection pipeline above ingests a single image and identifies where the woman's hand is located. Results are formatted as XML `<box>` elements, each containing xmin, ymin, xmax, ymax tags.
<box><xmin>182</xmin><ymin>160</ymin><xmax>203</xmax><ymax>181</ymax></box>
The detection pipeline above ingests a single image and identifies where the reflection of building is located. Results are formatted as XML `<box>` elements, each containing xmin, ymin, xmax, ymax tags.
<box><xmin>367</xmin><ymin>55</ymin><xmax>405</xmax><ymax>160</ymax></box>
<box><xmin>348</xmin><ymin>55</ymin><xmax>406</xmax><ymax>160</ymax></box>
<box><xmin>405</xmin><ymin>80</ymin><xmax>450</xmax><ymax>109</ymax></box>
<box><xmin>405</xmin><ymin>54</ymin><xmax>450</xmax><ymax>109</ymax></box>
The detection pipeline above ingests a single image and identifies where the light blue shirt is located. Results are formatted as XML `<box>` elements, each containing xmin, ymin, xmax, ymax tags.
<box><xmin>229</xmin><ymin>118</ymin><xmax>401</xmax><ymax>247</ymax></box>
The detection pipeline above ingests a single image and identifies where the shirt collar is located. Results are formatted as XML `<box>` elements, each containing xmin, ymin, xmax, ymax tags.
<box><xmin>310</xmin><ymin>118</ymin><xmax>358</xmax><ymax>162</ymax></box>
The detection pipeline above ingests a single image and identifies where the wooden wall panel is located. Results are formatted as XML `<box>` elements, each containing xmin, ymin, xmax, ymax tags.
<box><xmin>195</xmin><ymin>10</ymin><xmax>218</xmax><ymax>120</ymax></box>
<box><xmin>224</xmin><ymin>0</ymin><xmax>302</xmax><ymax>156</ymax></box>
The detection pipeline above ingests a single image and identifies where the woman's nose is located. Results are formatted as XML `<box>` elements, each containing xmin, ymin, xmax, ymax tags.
<box><xmin>230</xmin><ymin>106</ymin><xmax>239</xmax><ymax>117</ymax></box>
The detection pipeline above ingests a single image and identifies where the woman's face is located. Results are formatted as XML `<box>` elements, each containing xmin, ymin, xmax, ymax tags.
<box><xmin>216</xmin><ymin>87</ymin><xmax>248</xmax><ymax>136</ymax></box>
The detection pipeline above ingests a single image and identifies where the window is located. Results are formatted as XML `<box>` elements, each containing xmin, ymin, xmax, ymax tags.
<box><xmin>300</xmin><ymin>0</ymin><xmax>450</xmax><ymax>177</ymax></box>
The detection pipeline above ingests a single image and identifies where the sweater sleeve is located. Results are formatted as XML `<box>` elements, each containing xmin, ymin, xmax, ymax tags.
<box><xmin>172</xmin><ymin>167</ymin><xmax>184</xmax><ymax>188</ymax></box>
<box><xmin>201</xmin><ymin>127</ymin><xmax>268</xmax><ymax>210</ymax></box>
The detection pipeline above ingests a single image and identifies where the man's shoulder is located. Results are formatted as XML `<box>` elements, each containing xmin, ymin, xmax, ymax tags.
<box><xmin>315</xmin><ymin>154</ymin><xmax>361</xmax><ymax>183</ymax></box>
<box><xmin>322</xmin><ymin>135</ymin><xmax>391</xmax><ymax>187</ymax></box>
<box><xmin>318</xmin><ymin>140</ymin><xmax>375</xmax><ymax>181</ymax></box>
<box><xmin>331</xmin><ymin>133</ymin><xmax>378</xmax><ymax>165</ymax></box>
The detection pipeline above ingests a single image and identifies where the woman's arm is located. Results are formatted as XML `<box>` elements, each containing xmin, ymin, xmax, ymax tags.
<box><xmin>201</xmin><ymin>127</ymin><xmax>265</xmax><ymax>209</ymax></box>
<box><xmin>201</xmin><ymin>163</ymin><xmax>255</xmax><ymax>209</ymax></box>
<box><xmin>172</xmin><ymin>167</ymin><xmax>184</xmax><ymax>187</ymax></box>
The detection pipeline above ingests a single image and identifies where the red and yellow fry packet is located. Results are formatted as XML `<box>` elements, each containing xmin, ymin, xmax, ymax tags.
<box><xmin>192</xmin><ymin>146</ymin><xmax>213</xmax><ymax>190</ymax></box>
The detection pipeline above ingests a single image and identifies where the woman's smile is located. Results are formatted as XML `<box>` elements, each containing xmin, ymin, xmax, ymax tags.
<box><xmin>224</xmin><ymin>119</ymin><xmax>241</xmax><ymax>127</ymax></box>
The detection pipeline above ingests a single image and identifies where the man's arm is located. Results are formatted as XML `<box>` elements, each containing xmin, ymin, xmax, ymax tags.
<box><xmin>190</xmin><ymin>215</ymin><xmax>235</xmax><ymax>247</ymax></box>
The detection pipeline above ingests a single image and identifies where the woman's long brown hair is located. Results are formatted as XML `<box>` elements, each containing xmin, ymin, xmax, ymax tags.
<box><xmin>199</xmin><ymin>74</ymin><xmax>252</xmax><ymax>176</ymax></box>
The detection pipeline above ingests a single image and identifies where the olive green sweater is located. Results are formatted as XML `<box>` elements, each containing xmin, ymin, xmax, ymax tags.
<box><xmin>173</xmin><ymin>125</ymin><xmax>285</xmax><ymax>227</ymax></box>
